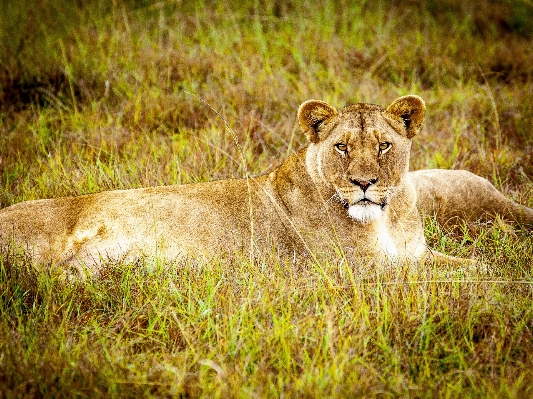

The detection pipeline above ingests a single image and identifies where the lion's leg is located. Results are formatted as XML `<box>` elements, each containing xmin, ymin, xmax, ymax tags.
<box><xmin>422</xmin><ymin>249</ymin><xmax>475</xmax><ymax>267</ymax></box>
<box><xmin>410</xmin><ymin>169</ymin><xmax>533</xmax><ymax>227</ymax></box>
<box><xmin>421</xmin><ymin>249</ymin><xmax>492</xmax><ymax>275</ymax></box>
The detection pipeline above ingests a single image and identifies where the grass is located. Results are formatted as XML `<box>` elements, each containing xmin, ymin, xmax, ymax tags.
<box><xmin>1</xmin><ymin>0</ymin><xmax>533</xmax><ymax>397</ymax></box>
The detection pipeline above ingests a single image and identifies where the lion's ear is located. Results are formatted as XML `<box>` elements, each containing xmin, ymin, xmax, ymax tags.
<box><xmin>385</xmin><ymin>95</ymin><xmax>425</xmax><ymax>139</ymax></box>
<box><xmin>298</xmin><ymin>100</ymin><xmax>338</xmax><ymax>143</ymax></box>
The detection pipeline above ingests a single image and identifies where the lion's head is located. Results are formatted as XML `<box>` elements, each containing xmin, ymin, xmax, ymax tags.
<box><xmin>298</xmin><ymin>95</ymin><xmax>425</xmax><ymax>223</ymax></box>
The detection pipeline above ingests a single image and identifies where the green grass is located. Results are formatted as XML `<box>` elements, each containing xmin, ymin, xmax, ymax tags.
<box><xmin>2</xmin><ymin>0</ymin><xmax>533</xmax><ymax>397</ymax></box>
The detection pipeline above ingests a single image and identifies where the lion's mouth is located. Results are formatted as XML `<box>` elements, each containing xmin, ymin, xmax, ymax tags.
<box><xmin>342</xmin><ymin>197</ymin><xmax>387</xmax><ymax>209</ymax></box>
<box><xmin>358</xmin><ymin>198</ymin><xmax>374</xmax><ymax>205</ymax></box>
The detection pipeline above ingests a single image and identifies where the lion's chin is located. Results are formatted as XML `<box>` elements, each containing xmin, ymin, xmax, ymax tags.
<box><xmin>347</xmin><ymin>203</ymin><xmax>383</xmax><ymax>223</ymax></box>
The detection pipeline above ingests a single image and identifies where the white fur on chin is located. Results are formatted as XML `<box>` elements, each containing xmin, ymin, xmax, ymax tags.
<box><xmin>347</xmin><ymin>204</ymin><xmax>383</xmax><ymax>223</ymax></box>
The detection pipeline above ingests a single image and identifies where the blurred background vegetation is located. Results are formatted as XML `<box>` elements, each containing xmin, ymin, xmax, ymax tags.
<box><xmin>1</xmin><ymin>0</ymin><xmax>533</xmax><ymax>206</ymax></box>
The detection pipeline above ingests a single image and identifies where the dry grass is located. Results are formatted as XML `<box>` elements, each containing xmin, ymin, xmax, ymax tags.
<box><xmin>1</xmin><ymin>0</ymin><xmax>533</xmax><ymax>397</ymax></box>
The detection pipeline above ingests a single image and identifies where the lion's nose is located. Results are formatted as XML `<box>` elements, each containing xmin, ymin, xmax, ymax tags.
<box><xmin>350</xmin><ymin>178</ymin><xmax>378</xmax><ymax>192</ymax></box>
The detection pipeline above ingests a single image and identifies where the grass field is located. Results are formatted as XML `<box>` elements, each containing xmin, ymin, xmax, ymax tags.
<box><xmin>2</xmin><ymin>0</ymin><xmax>533</xmax><ymax>397</ymax></box>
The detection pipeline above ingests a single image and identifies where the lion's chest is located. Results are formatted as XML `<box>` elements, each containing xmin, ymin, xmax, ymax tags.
<box><xmin>374</xmin><ymin>219</ymin><xmax>399</xmax><ymax>259</ymax></box>
<box><xmin>365</xmin><ymin>217</ymin><xmax>427</xmax><ymax>262</ymax></box>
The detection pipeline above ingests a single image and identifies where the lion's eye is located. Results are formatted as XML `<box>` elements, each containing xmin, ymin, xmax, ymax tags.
<box><xmin>335</xmin><ymin>143</ymin><xmax>348</xmax><ymax>154</ymax></box>
<box><xmin>378</xmin><ymin>142</ymin><xmax>391</xmax><ymax>154</ymax></box>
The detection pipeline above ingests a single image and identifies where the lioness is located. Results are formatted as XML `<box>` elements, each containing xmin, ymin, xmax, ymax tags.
<box><xmin>1</xmin><ymin>95</ymin><xmax>532</xmax><ymax>274</ymax></box>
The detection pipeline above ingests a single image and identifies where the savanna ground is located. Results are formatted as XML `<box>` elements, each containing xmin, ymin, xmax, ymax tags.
<box><xmin>1</xmin><ymin>0</ymin><xmax>533</xmax><ymax>397</ymax></box>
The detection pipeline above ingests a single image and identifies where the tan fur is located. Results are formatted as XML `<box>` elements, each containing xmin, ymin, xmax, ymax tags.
<box><xmin>412</xmin><ymin>169</ymin><xmax>533</xmax><ymax>227</ymax></box>
<box><xmin>1</xmin><ymin>95</ymin><xmax>532</xmax><ymax>275</ymax></box>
